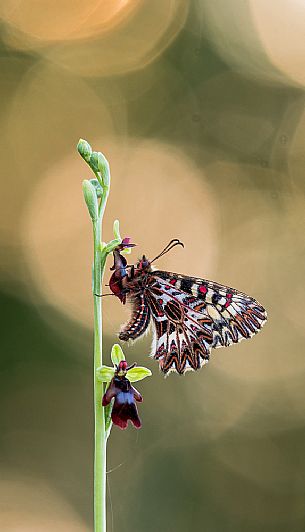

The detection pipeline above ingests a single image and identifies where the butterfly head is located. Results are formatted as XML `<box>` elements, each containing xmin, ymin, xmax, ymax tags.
<box><xmin>109</xmin><ymin>239</ymin><xmax>184</xmax><ymax>304</ymax></box>
<box><xmin>135</xmin><ymin>255</ymin><xmax>151</xmax><ymax>272</ymax></box>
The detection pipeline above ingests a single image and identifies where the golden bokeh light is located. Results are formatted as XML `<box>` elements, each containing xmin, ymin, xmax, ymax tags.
<box><xmin>249</xmin><ymin>0</ymin><xmax>305</xmax><ymax>88</ymax></box>
<box><xmin>0</xmin><ymin>56</ymin><xmax>32</xmax><ymax>249</ymax></box>
<box><xmin>3</xmin><ymin>1</ymin><xmax>190</xmax><ymax>77</ymax></box>
<box><xmin>270</xmin><ymin>193</ymin><xmax>305</xmax><ymax>335</ymax></box>
<box><xmin>198</xmin><ymin>0</ymin><xmax>305</xmax><ymax>88</ymax></box>
<box><xmin>192</xmin><ymin>71</ymin><xmax>276</xmax><ymax>157</ymax></box>
<box><xmin>196</xmin><ymin>161</ymin><xmax>305</xmax><ymax>383</ymax></box>
<box><xmin>0</xmin><ymin>0</ymin><xmax>139</xmax><ymax>43</ymax></box>
<box><xmin>185</xmin><ymin>370</ymin><xmax>260</xmax><ymax>439</ymax></box>
<box><xmin>209</xmin><ymin>436</ymin><xmax>305</xmax><ymax>524</ymax></box>
<box><xmin>0</xmin><ymin>475</ymin><xmax>90</xmax><ymax>531</ymax></box>
<box><xmin>1</xmin><ymin>61</ymin><xmax>126</xmax><ymax>268</ymax></box>
<box><xmin>5</xmin><ymin>62</ymin><xmax>126</xmax><ymax>174</ymax></box>
<box><xmin>22</xmin><ymin>138</ymin><xmax>219</xmax><ymax>334</ymax></box>
<box><xmin>1</xmin><ymin>2</ymin><xmax>305</xmax><ymax>529</ymax></box>
<box><xmin>287</xmin><ymin>97</ymin><xmax>305</xmax><ymax>192</ymax></box>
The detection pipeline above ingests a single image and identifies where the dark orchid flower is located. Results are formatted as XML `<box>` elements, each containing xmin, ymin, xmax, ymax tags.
<box><xmin>97</xmin><ymin>345</ymin><xmax>151</xmax><ymax>431</ymax></box>
<box><xmin>102</xmin><ymin>366</ymin><xmax>143</xmax><ymax>429</ymax></box>
<box><xmin>108</xmin><ymin>236</ymin><xmax>136</xmax><ymax>302</ymax></box>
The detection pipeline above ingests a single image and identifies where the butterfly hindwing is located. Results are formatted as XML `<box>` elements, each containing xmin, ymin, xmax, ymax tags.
<box><xmin>146</xmin><ymin>270</ymin><xmax>267</xmax><ymax>374</ymax></box>
<box><xmin>147</xmin><ymin>291</ymin><xmax>211</xmax><ymax>374</ymax></box>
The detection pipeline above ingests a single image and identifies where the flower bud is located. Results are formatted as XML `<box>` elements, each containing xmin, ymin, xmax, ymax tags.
<box><xmin>82</xmin><ymin>179</ymin><xmax>98</xmax><ymax>221</ymax></box>
<box><xmin>77</xmin><ymin>139</ymin><xmax>92</xmax><ymax>163</ymax></box>
<box><xmin>90</xmin><ymin>151</ymin><xmax>110</xmax><ymax>187</ymax></box>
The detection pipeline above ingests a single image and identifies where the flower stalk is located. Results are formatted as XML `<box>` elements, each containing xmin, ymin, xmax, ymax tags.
<box><xmin>93</xmin><ymin>217</ymin><xmax>106</xmax><ymax>532</ymax></box>
<box><xmin>78</xmin><ymin>139</ymin><xmax>116</xmax><ymax>532</ymax></box>
<box><xmin>78</xmin><ymin>139</ymin><xmax>151</xmax><ymax>532</ymax></box>
<box><xmin>77</xmin><ymin>139</ymin><xmax>151</xmax><ymax>532</ymax></box>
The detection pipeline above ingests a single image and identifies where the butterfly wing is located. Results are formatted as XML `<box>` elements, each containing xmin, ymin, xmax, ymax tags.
<box><xmin>145</xmin><ymin>270</ymin><xmax>267</xmax><ymax>374</ymax></box>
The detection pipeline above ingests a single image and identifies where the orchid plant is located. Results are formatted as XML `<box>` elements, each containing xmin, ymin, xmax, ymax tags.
<box><xmin>78</xmin><ymin>139</ymin><xmax>152</xmax><ymax>532</ymax></box>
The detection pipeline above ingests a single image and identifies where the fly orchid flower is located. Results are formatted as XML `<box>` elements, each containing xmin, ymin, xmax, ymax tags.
<box><xmin>97</xmin><ymin>344</ymin><xmax>152</xmax><ymax>431</ymax></box>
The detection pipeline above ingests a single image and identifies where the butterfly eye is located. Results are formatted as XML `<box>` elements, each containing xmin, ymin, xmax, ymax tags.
<box><xmin>138</xmin><ymin>255</ymin><xmax>150</xmax><ymax>270</ymax></box>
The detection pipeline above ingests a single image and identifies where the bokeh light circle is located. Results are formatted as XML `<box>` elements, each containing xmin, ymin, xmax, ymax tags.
<box><xmin>0</xmin><ymin>475</ymin><xmax>90</xmax><ymax>531</ymax></box>
<box><xmin>1</xmin><ymin>61</ymin><xmax>126</xmax><ymax>285</ymax></box>
<box><xmin>3</xmin><ymin>1</ymin><xmax>190</xmax><ymax>77</ymax></box>
<box><xmin>193</xmin><ymin>160</ymin><xmax>305</xmax><ymax>383</ymax></box>
<box><xmin>0</xmin><ymin>0</ymin><xmax>140</xmax><ymax>43</ymax></box>
<box><xmin>198</xmin><ymin>0</ymin><xmax>305</xmax><ymax>88</ymax></box>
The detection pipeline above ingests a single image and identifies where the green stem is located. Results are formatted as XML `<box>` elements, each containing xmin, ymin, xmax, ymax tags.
<box><xmin>78</xmin><ymin>140</ymin><xmax>113</xmax><ymax>532</ymax></box>
<box><xmin>93</xmin><ymin>221</ymin><xmax>107</xmax><ymax>532</ymax></box>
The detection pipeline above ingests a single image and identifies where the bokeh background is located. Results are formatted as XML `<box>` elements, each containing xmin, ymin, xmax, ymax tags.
<box><xmin>1</xmin><ymin>1</ymin><xmax>305</xmax><ymax>530</ymax></box>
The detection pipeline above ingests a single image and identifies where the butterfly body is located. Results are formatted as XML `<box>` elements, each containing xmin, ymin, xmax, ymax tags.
<box><xmin>109</xmin><ymin>245</ymin><xmax>267</xmax><ymax>375</ymax></box>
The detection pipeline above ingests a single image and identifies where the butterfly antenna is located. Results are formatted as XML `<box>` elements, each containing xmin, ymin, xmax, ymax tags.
<box><xmin>151</xmin><ymin>239</ymin><xmax>184</xmax><ymax>264</ymax></box>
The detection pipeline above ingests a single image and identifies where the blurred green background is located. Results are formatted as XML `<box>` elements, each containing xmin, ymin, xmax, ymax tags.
<box><xmin>1</xmin><ymin>1</ymin><xmax>305</xmax><ymax>530</ymax></box>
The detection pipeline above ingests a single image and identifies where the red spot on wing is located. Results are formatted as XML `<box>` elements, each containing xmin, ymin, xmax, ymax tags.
<box><xmin>225</xmin><ymin>292</ymin><xmax>233</xmax><ymax>308</ymax></box>
<box><xmin>199</xmin><ymin>285</ymin><xmax>207</xmax><ymax>294</ymax></box>
<box><xmin>170</xmin><ymin>278</ymin><xmax>177</xmax><ymax>285</ymax></box>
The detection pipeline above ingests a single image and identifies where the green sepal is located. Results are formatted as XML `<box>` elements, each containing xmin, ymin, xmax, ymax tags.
<box><xmin>96</xmin><ymin>365</ymin><xmax>115</xmax><ymax>382</ymax></box>
<box><xmin>113</xmin><ymin>219</ymin><xmax>131</xmax><ymax>255</ymax></box>
<box><xmin>126</xmin><ymin>366</ymin><xmax>152</xmax><ymax>382</ymax></box>
<box><xmin>111</xmin><ymin>344</ymin><xmax>125</xmax><ymax>366</ymax></box>
<box><xmin>82</xmin><ymin>179</ymin><xmax>98</xmax><ymax>221</ymax></box>
<box><xmin>113</xmin><ymin>219</ymin><xmax>121</xmax><ymax>240</ymax></box>
<box><xmin>104</xmin><ymin>238</ymin><xmax>121</xmax><ymax>254</ymax></box>
<box><xmin>77</xmin><ymin>138</ymin><xmax>92</xmax><ymax>163</ymax></box>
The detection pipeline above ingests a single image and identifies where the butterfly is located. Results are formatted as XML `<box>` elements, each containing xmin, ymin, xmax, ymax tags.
<box><xmin>107</xmin><ymin>239</ymin><xmax>267</xmax><ymax>375</ymax></box>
